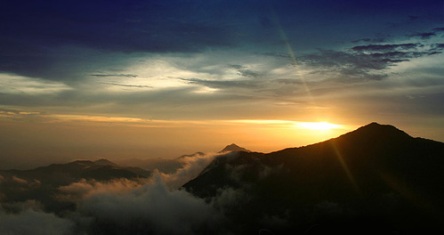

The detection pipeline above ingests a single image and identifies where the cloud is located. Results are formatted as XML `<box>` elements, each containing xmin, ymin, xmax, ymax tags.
<box><xmin>434</xmin><ymin>43</ymin><xmax>444</xmax><ymax>49</ymax></box>
<box><xmin>11</xmin><ymin>176</ymin><xmax>28</xmax><ymax>185</ymax></box>
<box><xmin>0</xmin><ymin>175</ymin><xmax>41</xmax><ymax>201</ymax></box>
<box><xmin>209</xmin><ymin>186</ymin><xmax>250</xmax><ymax>214</ymax></box>
<box><xmin>301</xmin><ymin>40</ymin><xmax>444</xmax><ymax>80</ymax></box>
<box><xmin>432</xmin><ymin>27</ymin><xmax>444</xmax><ymax>32</ymax></box>
<box><xmin>0</xmin><ymin>1</ymin><xmax>240</xmax><ymax>81</ymax></box>
<box><xmin>0</xmin><ymin>1</ymin><xmax>235</xmax><ymax>54</ymax></box>
<box><xmin>228</xmin><ymin>64</ymin><xmax>262</xmax><ymax>78</ymax></box>
<box><xmin>49</xmin><ymin>152</ymin><xmax>231</xmax><ymax>234</ymax></box>
<box><xmin>58</xmin><ymin>178</ymin><xmax>147</xmax><ymax>202</ymax></box>
<box><xmin>351</xmin><ymin>38</ymin><xmax>386</xmax><ymax>43</ymax></box>
<box><xmin>351</xmin><ymin>43</ymin><xmax>420</xmax><ymax>52</ymax></box>
<box><xmin>0</xmin><ymin>206</ymin><xmax>74</xmax><ymax>235</ymax></box>
<box><xmin>0</xmin><ymin>73</ymin><xmax>71</xmax><ymax>95</ymax></box>
<box><xmin>56</xmin><ymin>174</ymin><xmax>220</xmax><ymax>234</ymax></box>
<box><xmin>182</xmin><ymin>78</ymin><xmax>261</xmax><ymax>90</ymax></box>
<box><xmin>408</xmin><ymin>32</ymin><xmax>436</xmax><ymax>39</ymax></box>
<box><xmin>98</xmin><ymin>82</ymin><xmax>153</xmax><ymax>89</ymax></box>
<box><xmin>90</xmin><ymin>74</ymin><xmax>138</xmax><ymax>78</ymax></box>
<box><xmin>66</xmin><ymin>151</ymin><xmax>281</xmax><ymax>234</ymax></box>
<box><xmin>160</xmin><ymin>152</ymin><xmax>220</xmax><ymax>189</ymax></box>
<box><xmin>301</xmin><ymin>50</ymin><xmax>388</xmax><ymax>80</ymax></box>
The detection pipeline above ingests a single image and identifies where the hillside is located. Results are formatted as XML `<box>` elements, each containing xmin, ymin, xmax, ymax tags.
<box><xmin>184</xmin><ymin>123</ymin><xmax>444</xmax><ymax>234</ymax></box>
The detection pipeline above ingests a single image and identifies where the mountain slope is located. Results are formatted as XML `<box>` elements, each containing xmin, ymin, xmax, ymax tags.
<box><xmin>184</xmin><ymin>123</ymin><xmax>444</xmax><ymax>234</ymax></box>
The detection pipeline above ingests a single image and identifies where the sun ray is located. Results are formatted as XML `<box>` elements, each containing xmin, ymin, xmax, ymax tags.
<box><xmin>330</xmin><ymin>141</ymin><xmax>360</xmax><ymax>194</ymax></box>
<box><xmin>296</xmin><ymin>121</ymin><xmax>342</xmax><ymax>131</ymax></box>
<box><xmin>271</xmin><ymin>10</ymin><xmax>315</xmax><ymax>107</ymax></box>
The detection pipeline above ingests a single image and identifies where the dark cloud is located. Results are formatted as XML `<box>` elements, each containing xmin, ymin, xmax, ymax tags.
<box><xmin>432</xmin><ymin>27</ymin><xmax>444</xmax><ymax>32</ymax></box>
<box><xmin>352</xmin><ymin>38</ymin><xmax>386</xmax><ymax>43</ymax></box>
<box><xmin>0</xmin><ymin>1</ymin><xmax>236</xmax><ymax>53</ymax></box>
<box><xmin>0</xmin><ymin>45</ymin><xmax>121</xmax><ymax>81</ymax></box>
<box><xmin>434</xmin><ymin>43</ymin><xmax>444</xmax><ymax>49</ymax></box>
<box><xmin>228</xmin><ymin>64</ymin><xmax>261</xmax><ymax>78</ymax></box>
<box><xmin>91</xmin><ymin>74</ymin><xmax>138</xmax><ymax>78</ymax></box>
<box><xmin>182</xmin><ymin>78</ymin><xmax>262</xmax><ymax>89</ymax></box>
<box><xmin>408</xmin><ymin>15</ymin><xmax>420</xmax><ymax>21</ymax></box>
<box><xmin>238</xmin><ymin>69</ymin><xmax>261</xmax><ymax>78</ymax></box>
<box><xmin>259</xmin><ymin>52</ymin><xmax>292</xmax><ymax>59</ymax></box>
<box><xmin>0</xmin><ymin>1</ymin><xmax>238</xmax><ymax>80</ymax></box>
<box><xmin>351</xmin><ymin>43</ymin><xmax>420</xmax><ymax>52</ymax></box>
<box><xmin>99</xmin><ymin>82</ymin><xmax>152</xmax><ymax>89</ymax></box>
<box><xmin>408</xmin><ymin>32</ymin><xmax>436</xmax><ymax>39</ymax></box>
<box><xmin>301</xmin><ymin>50</ymin><xmax>388</xmax><ymax>80</ymax></box>
<box><xmin>1</xmin><ymin>0</ymin><xmax>442</xmax><ymax>83</ymax></box>
<box><xmin>301</xmin><ymin>40</ymin><xmax>444</xmax><ymax>80</ymax></box>
<box><xmin>0</xmin><ymin>207</ymin><xmax>74</xmax><ymax>235</ymax></box>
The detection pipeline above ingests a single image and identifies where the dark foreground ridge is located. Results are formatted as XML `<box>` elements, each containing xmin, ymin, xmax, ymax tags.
<box><xmin>184</xmin><ymin>122</ymin><xmax>444</xmax><ymax>234</ymax></box>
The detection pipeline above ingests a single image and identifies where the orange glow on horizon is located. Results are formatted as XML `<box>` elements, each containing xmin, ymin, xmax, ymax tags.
<box><xmin>1</xmin><ymin>111</ymin><xmax>354</xmax><ymax>168</ymax></box>
<box><xmin>296</xmin><ymin>121</ymin><xmax>343</xmax><ymax>131</ymax></box>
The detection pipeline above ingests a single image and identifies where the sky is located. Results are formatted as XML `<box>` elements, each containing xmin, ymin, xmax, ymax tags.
<box><xmin>1</xmin><ymin>0</ymin><xmax>444</xmax><ymax>169</ymax></box>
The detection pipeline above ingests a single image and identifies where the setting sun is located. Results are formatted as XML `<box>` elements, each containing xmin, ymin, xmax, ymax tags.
<box><xmin>296</xmin><ymin>121</ymin><xmax>342</xmax><ymax>131</ymax></box>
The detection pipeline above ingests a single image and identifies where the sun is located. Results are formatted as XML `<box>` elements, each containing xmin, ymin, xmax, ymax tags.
<box><xmin>296</xmin><ymin>121</ymin><xmax>342</xmax><ymax>131</ymax></box>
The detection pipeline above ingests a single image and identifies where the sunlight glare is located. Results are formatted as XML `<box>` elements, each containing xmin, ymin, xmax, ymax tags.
<box><xmin>296</xmin><ymin>121</ymin><xmax>342</xmax><ymax>131</ymax></box>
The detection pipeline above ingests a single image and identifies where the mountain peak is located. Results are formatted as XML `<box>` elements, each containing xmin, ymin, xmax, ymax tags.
<box><xmin>219</xmin><ymin>143</ymin><xmax>250</xmax><ymax>153</ymax></box>
<box><xmin>336</xmin><ymin>122</ymin><xmax>412</xmax><ymax>145</ymax></box>
<box><xmin>364</xmin><ymin>122</ymin><xmax>397</xmax><ymax>129</ymax></box>
<box><xmin>357</xmin><ymin>122</ymin><xmax>410</xmax><ymax>136</ymax></box>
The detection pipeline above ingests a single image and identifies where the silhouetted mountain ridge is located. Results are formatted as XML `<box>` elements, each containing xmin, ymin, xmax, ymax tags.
<box><xmin>184</xmin><ymin>122</ymin><xmax>444</xmax><ymax>234</ymax></box>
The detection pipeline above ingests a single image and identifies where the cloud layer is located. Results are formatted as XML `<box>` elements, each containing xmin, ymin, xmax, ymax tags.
<box><xmin>0</xmin><ymin>152</ymin><xmax>236</xmax><ymax>234</ymax></box>
<box><xmin>0</xmin><ymin>206</ymin><xmax>74</xmax><ymax>235</ymax></box>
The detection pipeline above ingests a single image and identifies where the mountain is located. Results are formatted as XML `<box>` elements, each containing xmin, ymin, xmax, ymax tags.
<box><xmin>0</xmin><ymin>159</ymin><xmax>151</xmax><ymax>213</ymax></box>
<box><xmin>219</xmin><ymin>143</ymin><xmax>250</xmax><ymax>153</ymax></box>
<box><xmin>184</xmin><ymin>123</ymin><xmax>444</xmax><ymax>234</ymax></box>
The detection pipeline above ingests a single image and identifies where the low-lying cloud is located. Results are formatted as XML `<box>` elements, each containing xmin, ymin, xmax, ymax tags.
<box><xmin>0</xmin><ymin>205</ymin><xmax>74</xmax><ymax>235</ymax></box>
<box><xmin>70</xmin><ymin>175</ymin><xmax>219</xmax><ymax>234</ymax></box>
<box><xmin>159</xmin><ymin>152</ymin><xmax>219</xmax><ymax>189</ymax></box>
<box><xmin>0</xmin><ymin>151</ymin><xmax>241</xmax><ymax>234</ymax></box>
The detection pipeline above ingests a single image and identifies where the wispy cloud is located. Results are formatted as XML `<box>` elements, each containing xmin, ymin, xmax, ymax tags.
<box><xmin>90</xmin><ymin>73</ymin><xmax>138</xmax><ymax>78</ymax></box>
<box><xmin>181</xmin><ymin>78</ymin><xmax>261</xmax><ymax>90</ymax></box>
<box><xmin>98</xmin><ymin>82</ymin><xmax>152</xmax><ymax>89</ymax></box>
<box><xmin>0</xmin><ymin>74</ymin><xmax>71</xmax><ymax>95</ymax></box>
<box><xmin>351</xmin><ymin>43</ymin><xmax>420</xmax><ymax>52</ymax></box>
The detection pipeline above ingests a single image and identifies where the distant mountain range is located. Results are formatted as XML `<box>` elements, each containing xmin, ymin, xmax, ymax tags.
<box><xmin>183</xmin><ymin>122</ymin><xmax>444</xmax><ymax>234</ymax></box>
<box><xmin>116</xmin><ymin>144</ymin><xmax>248</xmax><ymax>173</ymax></box>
